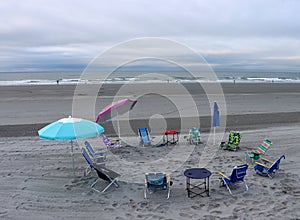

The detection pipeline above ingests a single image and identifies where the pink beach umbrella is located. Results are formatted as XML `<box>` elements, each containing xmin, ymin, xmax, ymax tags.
<box><xmin>96</xmin><ymin>99</ymin><xmax>137</xmax><ymax>139</ymax></box>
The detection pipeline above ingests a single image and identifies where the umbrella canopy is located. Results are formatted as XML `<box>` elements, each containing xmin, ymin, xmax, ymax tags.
<box><xmin>39</xmin><ymin>116</ymin><xmax>104</xmax><ymax>140</ymax></box>
<box><xmin>38</xmin><ymin>116</ymin><xmax>104</xmax><ymax>176</ymax></box>
<box><xmin>96</xmin><ymin>99</ymin><xmax>137</xmax><ymax>123</ymax></box>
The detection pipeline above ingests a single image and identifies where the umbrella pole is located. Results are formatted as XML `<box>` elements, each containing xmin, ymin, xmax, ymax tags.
<box><xmin>117</xmin><ymin>111</ymin><xmax>121</xmax><ymax>141</ymax></box>
<box><xmin>213</xmin><ymin>127</ymin><xmax>216</xmax><ymax>145</ymax></box>
<box><xmin>71</xmin><ymin>140</ymin><xmax>75</xmax><ymax>176</ymax></box>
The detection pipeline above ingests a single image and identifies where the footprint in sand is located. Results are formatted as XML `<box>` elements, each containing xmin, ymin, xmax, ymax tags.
<box><xmin>179</xmin><ymin>213</ymin><xmax>193</xmax><ymax>218</ymax></box>
<box><xmin>112</xmin><ymin>202</ymin><xmax>118</xmax><ymax>208</ymax></box>
<box><xmin>104</xmin><ymin>207</ymin><xmax>114</xmax><ymax>212</ymax></box>
<box><xmin>125</xmin><ymin>213</ymin><xmax>133</xmax><ymax>218</ymax></box>
<box><xmin>0</xmin><ymin>211</ymin><xmax>8</xmax><ymax>218</ymax></box>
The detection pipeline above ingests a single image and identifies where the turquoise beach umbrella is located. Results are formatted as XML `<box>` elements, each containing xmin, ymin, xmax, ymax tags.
<box><xmin>38</xmin><ymin>116</ymin><xmax>104</xmax><ymax>175</ymax></box>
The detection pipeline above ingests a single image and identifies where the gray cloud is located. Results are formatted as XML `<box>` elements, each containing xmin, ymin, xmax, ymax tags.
<box><xmin>0</xmin><ymin>0</ymin><xmax>300</xmax><ymax>72</ymax></box>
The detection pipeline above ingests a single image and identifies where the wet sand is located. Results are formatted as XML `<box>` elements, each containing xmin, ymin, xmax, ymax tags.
<box><xmin>1</xmin><ymin>82</ymin><xmax>300</xmax><ymax>136</ymax></box>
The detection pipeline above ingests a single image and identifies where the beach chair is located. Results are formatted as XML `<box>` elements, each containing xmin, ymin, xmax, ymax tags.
<box><xmin>186</xmin><ymin>127</ymin><xmax>201</xmax><ymax>145</ymax></box>
<box><xmin>218</xmin><ymin>164</ymin><xmax>249</xmax><ymax>195</ymax></box>
<box><xmin>100</xmin><ymin>134</ymin><xmax>122</xmax><ymax>149</ymax></box>
<box><xmin>138</xmin><ymin>128</ymin><xmax>151</xmax><ymax>146</ymax></box>
<box><xmin>144</xmin><ymin>172</ymin><xmax>172</xmax><ymax>199</ymax></box>
<box><xmin>84</xmin><ymin>141</ymin><xmax>107</xmax><ymax>175</ymax></box>
<box><xmin>82</xmin><ymin>148</ymin><xmax>120</xmax><ymax>193</ymax></box>
<box><xmin>84</xmin><ymin>141</ymin><xmax>107</xmax><ymax>161</ymax></box>
<box><xmin>254</xmin><ymin>154</ymin><xmax>285</xmax><ymax>178</ymax></box>
<box><xmin>245</xmin><ymin>139</ymin><xmax>272</xmax><ymax>163</ymax></box>
<box><xmin>220</xmin><ymin>131</ymin><xmax>241</xmax><ymax>151</ymax></box>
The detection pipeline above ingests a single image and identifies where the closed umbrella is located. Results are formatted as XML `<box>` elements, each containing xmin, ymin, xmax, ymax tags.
<box><xmin>38</xmin><ymin>116</ymin><xmax>104</xmax><ymax>175</ymax></box>
<box><xmin>212</xmin><ymin>101</ymin><xmax>220</xmax><ymax>145</ymax></box>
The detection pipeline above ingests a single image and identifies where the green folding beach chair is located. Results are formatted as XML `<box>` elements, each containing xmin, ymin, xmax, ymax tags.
<box><xmin>220</xmin><ymin>131</ymin><xmax>241</xmax><ymax>151</ymax></box>
<box><xmin>245</xmin><ymin>139</ymin><xmax>272</xmax><ymax>163</ymax></box>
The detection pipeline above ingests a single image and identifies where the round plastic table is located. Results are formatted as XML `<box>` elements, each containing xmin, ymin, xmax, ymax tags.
<box><xmin>184</xmin><ymin>168</ymin><xmax>212</xmax><ymax>198</ymax></box>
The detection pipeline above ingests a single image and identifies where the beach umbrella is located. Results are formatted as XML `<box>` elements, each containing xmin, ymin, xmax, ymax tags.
<box><xmin>96</xmin><ymin>99</ymin><xmax>137</xmax><ymax>139</ymax></box>
<box><xmin>38</xmin><ymin>116</ymin><xmax>104</xmax><ymax>175</ymax></box>
<box><xmin>212</xmin><ymin>101</ymin><xmax>220</xmax><ymax>145</ymax></box>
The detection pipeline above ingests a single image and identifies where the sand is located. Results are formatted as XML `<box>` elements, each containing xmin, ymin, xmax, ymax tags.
<box><xmin>0</xmin><ymin>83</ymin><xmax>299</xmax><ymax>219</ymax></box>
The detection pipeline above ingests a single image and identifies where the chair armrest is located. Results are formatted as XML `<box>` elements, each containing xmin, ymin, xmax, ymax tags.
<box><xmin>218</xmin><ymin>171</ymin><xmax>230</xmax><ymax>180</ymax></box>
<box><xmin>255</xmin><ymin>162</ymin><xmax>270</xmax><ymax>168</ymax></box>
<box><xmin>261</xmin><ymin>157</ymin><xmax>273</xmax><ymax>164</ymax></box>
<box><xmin>167</xmin><ymin>173</ymin><xmax>171</xmax><ymax>184</ymax></box>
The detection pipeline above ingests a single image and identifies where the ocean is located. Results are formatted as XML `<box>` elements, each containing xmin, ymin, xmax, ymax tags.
<box><xmin>0</xmin><ymin>71</ymin><xmax>299</xmax><ymax>86</ymax></box>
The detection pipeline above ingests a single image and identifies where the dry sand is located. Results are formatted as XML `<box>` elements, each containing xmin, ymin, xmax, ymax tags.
<box><xmin>0</xmin><ymin>83</ymin><xmax>299</xmax><ymax>219</ymax></box>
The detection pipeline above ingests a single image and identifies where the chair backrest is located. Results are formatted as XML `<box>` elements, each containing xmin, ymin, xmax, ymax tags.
<box><xmin>188</xmin><ymin>127</ymin><xmax>200</xmax><ymax>140</ymax></box>
<box><xmin>84</xmin><ymin>141</ymin><xmax>95</xmax><ymax>156</ymax></box>
<box><xmin>256</xmin><ymin>139</ymin><xmax>272</xmax><ymax>155</ymax></box>
<box><xmin>82</xmin><ymin>148</ymin><xmax>93</xmax><ymax>166</ymax></box>
<box><xmin>268</xmin><ymin>154</ymin><xmax>285</xmax><ymax>173</ymax></box>
<box><xmin>146</xmin><ymin>173</ymin><xmax>167</xmax><ymax>188</ymax></box>
<box><xmin>228</xmin><ymin>131</ymin><xmax>241</xmax><ymax>145</ymax></box>
<box><xmin>139</xmin><ymin>128</ymin><xmax>150</xmax><ymax>144</ymax></box>
<box><xmin>85</xmin><ymin>140</ymin><xmax>107</xmax><ymax>158</ymax></box>
<box><xmin>230</xmin><ymin>164</ymin><xmax>248</xmax><ymax>182</ymax></box>
<box><xmin>100</xmin><ymin>134</ymin><xmax>112</xmax><ymax>146</ymax></box>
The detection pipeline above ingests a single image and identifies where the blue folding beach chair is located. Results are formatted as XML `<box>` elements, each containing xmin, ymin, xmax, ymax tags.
<box><xmin>82</xmin><ymin>148</ymin><xmax>120</xmax><ymax>193</ymax></box>
<box><xmin>138</xmin><ymin>128</ymin><xmax>151</xmax><ymax>146</ymax></box>
<box><xmin>144</xmin><ymin>172</ymin><xmax>172</xmax><ymax>199</ymax></box>
<box><xmin>254</xmin><ymin>154</ymin><xmax>285</xmax><ymax>178</ymax></box>
<box><xmin>218</xmin><ymin>164</ymin><xmax>249</xmax><ymax>195</ymax></box>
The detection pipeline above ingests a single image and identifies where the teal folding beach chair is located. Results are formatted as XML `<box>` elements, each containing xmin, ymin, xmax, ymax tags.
<box><xmin>254</xmin><ymin>154</ymin><xmax>285</xmax><ymax>178</ymax></box>
<box><xmin>82</xmin><ymin>148</ymin><xmax>120</xmax><ymax>193</ymax></box>
<box><xmin>144</xmin><ymin>172</ymin><xmax>172</xmax><ymax>199</ymax></box>
<box><xmin>186</xmin><ymin>127</ymin><xmax>201</xmax><ymax>145</ymax></box>
<box><xmin>220</xmin><ymin>131</ymin><xmax>241</xmax><ymax>151</ymax></box>
<box><xmin>218</xmin><ymin>164</ymin><xmax>249</xmax><ymax>195</ymax></box>
<box><xmin>138</xmin><ymin>128</ymin><xmax>151</xmax><ymax>146</ymax></box>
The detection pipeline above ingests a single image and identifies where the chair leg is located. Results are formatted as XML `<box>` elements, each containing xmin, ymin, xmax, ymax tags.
<box><xmin>224</xmin><ymin>182</ymin><xmax>233</xmax><ymax>195</ymax></box>
<box><xmin>267</xmin><ymin>172</ymin><xmax>273</xmax><ymax>179</ymax></box>
<box><xmin>101</xmin><ymin>179</ymin><xmax>119</xmax><ymax>193</ymax></box>
<box><xmin>91</xmin><ymin>178</ymin><xmax>101</xmax><ymax>192</ymax></box>
<box><xmin>113</xmin><ymin>179</ymin><xmax>120</xmax><ymax>188</ymax></box>
<box><xmin>144</xmin><ymin>187</ymin><xmax>147</xmax><ymax>199</ymax></box>
<box><xmin>243</xmin><ymin>181</ymin><xmax>249</xmax><ymax>191</ymax></box>
<box><xmin>167</xmin><ymin>186</ymin><xmax>170</xmax><ymax>199</ymax></box>
<box><xmin>91</xmin><ymin>177</ymin><xmax>119</xmax><ymax>193</ymax></box>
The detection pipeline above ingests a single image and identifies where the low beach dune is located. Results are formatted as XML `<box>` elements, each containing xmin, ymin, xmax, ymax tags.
<box><xmin>0</xmin><ymin>83</ymin><xmax>299</xmax><ymax>219</ymax></box>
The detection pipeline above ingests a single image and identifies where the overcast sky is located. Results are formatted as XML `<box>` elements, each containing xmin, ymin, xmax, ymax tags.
<box><xmin>1</xmin><ymin>0</ymin><xmax>300</xmax><ymax>72</ymax></box>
